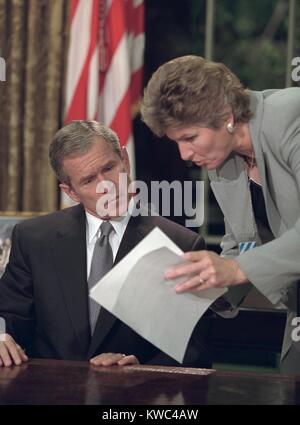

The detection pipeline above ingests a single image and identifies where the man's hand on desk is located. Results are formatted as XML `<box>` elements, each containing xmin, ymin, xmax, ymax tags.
<box><xmin>90</xmin><ymin>352</ymin><xmax>139</xmax><ymax>367</ymax></box>
<box><xmin>0</xmin><ymin>333</ymin><xmax>28</xmax><ymax>367</ymax></box>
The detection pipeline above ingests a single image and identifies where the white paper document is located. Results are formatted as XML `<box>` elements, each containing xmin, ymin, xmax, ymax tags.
<box><xmin>90</xmin><ymin>227</ymin><xmax>226</xmax><ymax>363</ymax></box>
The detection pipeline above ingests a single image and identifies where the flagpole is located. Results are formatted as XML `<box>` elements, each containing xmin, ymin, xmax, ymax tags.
<box><xmin>204</xmin><ymin>0</ymin><xmax>215</xmax><ymax>61</ymax></box>
<box><xmin>286</xmin><ymin>0</ymin><xmax>295</xmax><ymax>87</ymax></box>
<box><xmin>201</xmin><ymin>0</ymin><xmax>220</xmax><ymax>244</ymax></box>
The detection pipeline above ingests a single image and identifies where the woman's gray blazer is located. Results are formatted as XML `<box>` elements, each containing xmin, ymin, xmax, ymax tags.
<box><xmin>208</xmin><ymin>87</ymin><xmax>300</xmax><ymax>370</ymax></box>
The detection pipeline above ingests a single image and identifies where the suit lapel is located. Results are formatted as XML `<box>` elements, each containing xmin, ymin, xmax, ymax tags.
<box><xmin>52</xmin><ymin>204</ymin><xmax>91</xmax><ymax>356</ymax></box>
<box><xmin>249</xmin><ymin>91</ymin><xmax>285</xmax><ymax>237</ymax></box>
<box><xmin>87</xmin><ymin>214</ymin><xmax>150</xmax><ymax>358</ymax></box>
<box><xmin>256</xmin><ymin>153</ymin><xmax>284</xmax><ymax>236</ymax></box>
<box><xmin>115</xmin><ymin>214</ymin><xmax>149</xmax><ymax>264</ymax></box>
<box><xmin>209</xmin><ymin>154</ymin><xmax>258</xmax><ymax>241</ymax></box>
<box><xmin>209</xmin><ymin>91</ymin><xmax>286</xmax><ymax>243</ymax></box>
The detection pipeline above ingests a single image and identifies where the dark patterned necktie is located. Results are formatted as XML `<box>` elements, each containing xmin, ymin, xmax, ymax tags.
<box><xmin>88</xmin><ymin>221</ymin><xmax>114</xmax><ymax>334</ymax></box>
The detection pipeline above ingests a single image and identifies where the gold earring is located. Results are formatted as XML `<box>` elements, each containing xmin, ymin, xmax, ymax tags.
<box><xmin>226</xmin><ymin>122</ymin><xmax>235</xmax><ymax>134</ymax></box>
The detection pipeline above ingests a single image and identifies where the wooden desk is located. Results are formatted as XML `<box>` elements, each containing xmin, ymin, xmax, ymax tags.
<box><xmin>0</xmin><ymin>359</ymin><xmax>299</xmax><ymax>405</ymax></box>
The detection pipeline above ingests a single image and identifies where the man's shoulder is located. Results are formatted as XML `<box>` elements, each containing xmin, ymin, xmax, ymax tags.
<box><xmin>138</xmin><ymin>214</ymin><xmax>205</xmax><ymax>251</ymax></box>
<box><xmin>16</xmin><ymin>204</ymin><xmax>84</xmax><ymax>234</ymax></box>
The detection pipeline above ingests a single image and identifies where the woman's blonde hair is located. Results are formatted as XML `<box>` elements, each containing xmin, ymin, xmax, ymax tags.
<box><xmin>141</xmin><ymin>55</ymin><xmax>252</xmax><ymax>137</ymax></box>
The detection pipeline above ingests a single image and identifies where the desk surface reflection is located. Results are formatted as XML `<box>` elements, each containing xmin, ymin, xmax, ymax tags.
<box><xmin>0</xmin><ymin>359</ymin><xmax>299</xmax><ymax>405</ymax></box>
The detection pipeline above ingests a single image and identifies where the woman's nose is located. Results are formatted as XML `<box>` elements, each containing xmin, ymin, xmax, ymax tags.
<box><xmin>178</xmin><ymin>142</ymin><xmax>193</xmax><ymax>161</ymax></box>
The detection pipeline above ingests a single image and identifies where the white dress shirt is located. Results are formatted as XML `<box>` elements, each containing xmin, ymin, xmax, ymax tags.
<box><xmin>85</xmin><ymin>198</ymin><xmax>134</xmax><ymax>279</ymax></box>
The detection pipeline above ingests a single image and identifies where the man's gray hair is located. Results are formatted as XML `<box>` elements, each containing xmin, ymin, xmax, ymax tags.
<box><xmin>49</xmin><ymin>120</ymin><xmax>122</xmax><ymax>184</ymax></box>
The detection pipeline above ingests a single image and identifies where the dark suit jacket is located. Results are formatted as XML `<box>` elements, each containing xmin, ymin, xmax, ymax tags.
<box><xmin>0</xmin><ymin>204</ymin><xmax>211</xmax><ymax>367</ymax></box>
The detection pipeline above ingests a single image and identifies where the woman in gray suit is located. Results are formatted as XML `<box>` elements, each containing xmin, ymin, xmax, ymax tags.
<box><xmin>141</xmin><ymin>55</ymin><xmax>300</xmax><ymax>374</ymax></box>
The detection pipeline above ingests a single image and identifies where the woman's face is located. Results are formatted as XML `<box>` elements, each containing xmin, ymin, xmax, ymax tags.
<box><xmin>166</xmin><ymin>123</ymin><xmax>235</xmax><ymax>170</ymax></box>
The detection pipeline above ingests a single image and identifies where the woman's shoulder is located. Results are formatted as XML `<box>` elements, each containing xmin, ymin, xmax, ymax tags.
<box><xmin>250</xmin><ymin>88</ymin><xmax>300</xmax><ymax>131</ymax></box>
<box><xmin>261</xmin><ymin>87</ymin><xmax>300</xmax><ymax>139</ymax></box>
<box><xmin>263</xmin><ymin>87</ymin><xmax>300</xmax><ymax>110</ymax></box>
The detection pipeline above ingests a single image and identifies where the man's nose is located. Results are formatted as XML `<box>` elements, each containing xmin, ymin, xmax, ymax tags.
<box><xmin>178</xmin><ymin>142</ymin><xmax>193</xmax><ymax>161</ymax></box>
<box><xmin>96</xmin><ymin>174</ymin><xmax>110</xmax><ymax>194</ymax></box>
<box><xmin>96</xmin><ymin>173</ymin><xmax>105</xmax><ymax>182</ymax></box>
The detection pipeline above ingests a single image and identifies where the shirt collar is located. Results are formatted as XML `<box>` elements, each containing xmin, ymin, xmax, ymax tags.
<box><xmin>85</xmin><ymin>197</ymin><xmax>135</xmax><ymax>244</ymax></box>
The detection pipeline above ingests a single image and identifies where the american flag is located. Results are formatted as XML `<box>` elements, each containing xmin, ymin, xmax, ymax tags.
<box><xmin>63</xmin><ymin>0</ymin><xmax>144</xmax><ymax>206</ymax></box>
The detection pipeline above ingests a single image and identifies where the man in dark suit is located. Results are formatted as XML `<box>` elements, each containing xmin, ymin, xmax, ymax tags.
<box><xmin>0</xmin><ymin>121</ymin><xmax>210</xmax><ymax>368</ymax></box>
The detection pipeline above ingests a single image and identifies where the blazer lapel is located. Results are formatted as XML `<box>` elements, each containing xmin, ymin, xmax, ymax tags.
<box><xmin>210</xmin><ymin>154</ymin><xmax>258</xmax><ymax>242</ymax></box>
<box><xmin>87</xmin><ymin>214</ymin><xmax>149</xmax><ymax>358</ymax></box>
<box><xmin>256</xmin><ymin>152</ymin><xmax>285</xmax><ymax>237</ymax></box>
<box><xmin>209</xmin><ymin>90</ymin><xmax>286</xmax><ymax>243</ymax></box>
<box><xmin>52</xmin><ymin>205</ymin><xmax>90</xmax><ymax>357</ymax></box>
<box><xmin>249</xmin><ymin>91</ymin><xmax>286</xmax><ymax>237</ymax></box>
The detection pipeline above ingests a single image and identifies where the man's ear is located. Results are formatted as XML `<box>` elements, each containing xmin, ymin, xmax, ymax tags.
<box><xmin>59</xmin><ymin>182</ymin><xmax>81</xmax><ymax>203</ymax></box>
<box><xmin>120</xmin><ymin>147</ymin><xmax>131</xmax><ymax>175</ymax></box>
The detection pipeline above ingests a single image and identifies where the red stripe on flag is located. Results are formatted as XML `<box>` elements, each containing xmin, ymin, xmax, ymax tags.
<box><xmin>65</xmin><ymin>0</ymin><xmax>99</xmax><ymax>121</ymax></box>
<box><xmin>110</xmin><ymin>89</ymin><xmax>132</xmax><ymax>147</ymax></box>
<box><xmin>99</xmin><ymin>0</ymin><xmax>127</xmax><ymax>94</ymax></box>
<box><xmin>104</xmin><ymin>0</ymin><xmax>127</xmax><ymax>66</ymax></box>
<box><xmin>70</xmin><ymin>0</ymin><xmax>80</xmax><ymax>22</ymax></box>
<box><xmin>127</xmin><ymin>2</ymin><xmax>144</xmax><ymax>35</ymax></box>
<box><xmin>130</xmin><ymin>68</ymin><xmax>143</xmax><ymax>107</ymax></box>
<box><xmin>99</xmin><ymin>0</ymin><xmax>143</xmax><ymax>95</ymax></box>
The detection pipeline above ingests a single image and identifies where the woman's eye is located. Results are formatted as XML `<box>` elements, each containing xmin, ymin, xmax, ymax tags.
<box><xmin>185</xmin><ymin>137</ymin><xmax>195</xmax><ymax>143</ymax></box>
